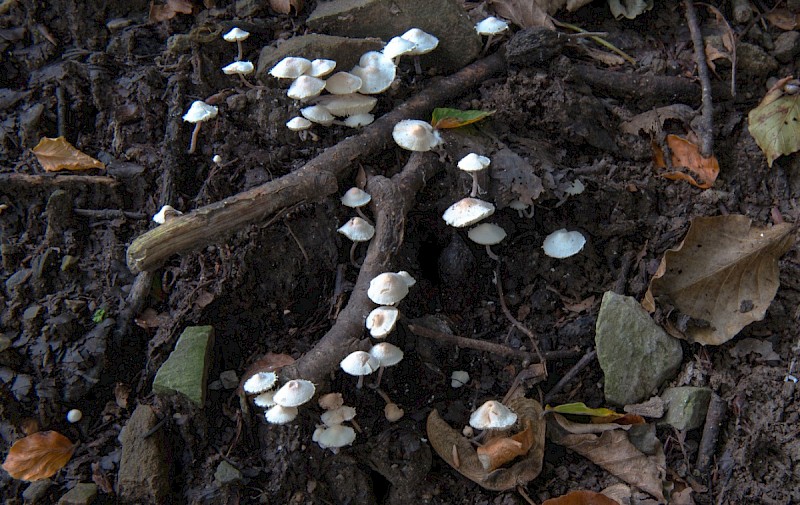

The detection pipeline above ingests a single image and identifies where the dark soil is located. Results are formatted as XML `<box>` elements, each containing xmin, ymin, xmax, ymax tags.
<box><xmin>1</xmin><ymin>1</ymin><xmax>799</xmax><ymax>504</ymax></box>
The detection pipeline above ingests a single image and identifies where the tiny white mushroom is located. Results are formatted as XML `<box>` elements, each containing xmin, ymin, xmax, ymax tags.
<box><xmin>451</xmin><ymin>370</ymin><xmax>470</xmax><ymax>388</ymax></box>
<box><xmin>222</xmin><ymin>60</ymin><xmax>256</xmax><ymax>88</ymax></box>
<box><xmin>265</xmin><ymin>404</ymin><xmax>298</xmax><ymax>424</ymax></box>
<box><xmin>273</xmin><ymin>379</ymin><xmax>316</xmax><ymax>407</ymax></box>
<box><xmin>467</xmin><ymin>222</ymin><xmax>507</xmax><ymax>261</ymax></box>
<box><xmin>564</xmin><ymin>179</ymin><xmax>585</xmax><ymax>196</ymax></box>
<box><xmin>66</xmin><ymin>409</ymin><xmax>82</xmax><ymax>423</ymax></box>
<box><xmin>367</xmin><ymin>272</ymin><xmax>413</xmax><ymax>306</ymax></box>
<box><xmin>341</xmin><ymin>113</ymin><xmax>374</xmax><ymax>128</ymax></box>
<box><xmin>442</xmin><ymin>197</ymin><xmax>495</xmax><ymax>228</ymax></box>
<box><xmin>508</xmin><ymin>200</ymin><xmax>534</xmax><ymax>218</ymax></box>
<box><xmin>340</xmin><ymin>350</ymin><xmax>380</xmax><ymax>388</ymax></box>
<box><xmin>365</xmin><ymin>306</ymin><xmax>399</xmax><ymax>338</ymax></box>
<box><xmin>369</xmin><ymin>342</ymin><xmax>404</xmax><ymax>387</ymax></box>
<box><xmin>458</xmin><ymin>153</ymin><xmax>491</xmax><ymax>197</ymax></box>
<box><xmin>243</xmin><ymin>371</ymin><xmax>278</xmax><ymax>394</ymax></box>
<box><xmin>325</xmin><ymin>72</ymin><xmax>363</xmax><ymax>95</ymax></box>
<box><xmin>183</xmin><ymin>100</ymin><xmax>218</xmax><ymax>154</ymax></box>
<box><xmin>469</xmin><ymin>400</ymin><xmax>517</xmax><ymax>430</ymax></box>
<box><xmin>307</xmin><ymin>59</ymin><xmax>337</xmax><ymax>78</ymax></box>
<box><xmin>223</xmin><ymin>27</ymin><xmax>250</xmax><ymax>61</ymax></box>
<box><xmin>152</xmin><ymin>204</ymin><xmax>183</xmax><ymax>224</ymax></box>
<box><xmin>542</xmin><ymin>229</ymin><xmax>586</xmax><ymax>259</ymax></box>
<box><xmin>286</xmin><ymin>116</ymin><xmax>312</xmax><ymax>131</ymax></box>
<box><xmin>337</xmin><ymin>216</ymin><xmax>375</xmax><ymax>266</ymax></box>
<box><xmin>318</xmin><ymin>392</ymin><xmax>344</xmax><ymax>410</ymax></box>
<box><xmin>401</xmin><ymin>28</ymin><xmax>439</xmax><ymax>74</ymax></box>
<box><xmin>313</xmin><ymin>424</ymin><xmax>356</xmax><ymax>451</ymax></box>
<box><xmin>350</xmin><ymin>52</ymin><xmax>396</xmax><ymax>95</ymax></box>
<box><xmin>287</xmin><ymin>75</ymin><xmax>326</xmax><ymax>101</ymax></box>
<box><xmin>392</xmin><ymin>119</ymin><xmax>442</xmax><ymax>152</ymax></box>
<box><xmin>301</xmin><ymin>105</ymin><xmax>335</xmax><ymax>126</ymax></box>
<box><xmin>253</xmin><ymin>390</ymin><xmax>276</xmax><ymax>408</ymax></box>
<box><xmin>320</xmin><ymin>405</ymin><xmax>357</xmax><ymax>426</ymax></box>
<box><xmin>341</xmin><ymin>187</ymin><xmax>372</xmax><ymax>222</ymax></box>
<box><xmin>314</xmin><ymin>93</ymin><xmax>378</xmax><ymax>117</ymax></box>
<box><xmin>270</xmin><ymin>57</ymin><xmax>312</xmax><ymax>79</ymax></box>
<box><xmin>375</xmin><ymin>388</ymin><xmax>404</xmax><ymax>422</ymax></box>
<box><xmin>475</xmin><ymin>17</ymin><xmax>509</xmax><ymax>54</ymax></box>
<box><xmin>383</xmin><ymin>36</ymin><xmax>417</xmax><ymax>64</ymax></box>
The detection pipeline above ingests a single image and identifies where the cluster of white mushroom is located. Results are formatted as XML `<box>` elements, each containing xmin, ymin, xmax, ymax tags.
<box><xmin>337</xmin><ymin>187</ymin><xmax>375</xmax><ymax>266</ymax></box>
<box><xmin>312</xmin><ymin>392</ymin><xmax>358</xmax><ymax>452</ymax></box>
<box><xmin>242</xmin><ymin>372</ymin><xmax>316</xmax><ymax>425</ymax></box>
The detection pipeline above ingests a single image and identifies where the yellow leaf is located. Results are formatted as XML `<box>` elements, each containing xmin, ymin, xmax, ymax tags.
<box><xmin>546</xmin><ymin>402</ymin><xmax>622</xmax><ymax>419</ymax></box>
<box><xmin>2</xmin><ymin>431</ymin><xmax>76</xmax><ymax>481</ymax></box>
<box><xmin>32</xmin><ymin>137</ymin><xmax>105</xmax><ymax>172</ymax></box>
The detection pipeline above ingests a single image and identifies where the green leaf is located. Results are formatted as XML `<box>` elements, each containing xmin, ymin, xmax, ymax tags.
<box><xmin>545</xmin><ymin>402</ymin><xmax>621</xmax><ymax>418</ymax></box>
<box><xmin>92</xmin><ymin>308</ymin><xmax>107</xmax><ymax>323</ymax></box>
<box><xmin>430</xmin><ymin>108</ymin><xmax>494</xmax><ymax>129</ymax></box>
<box><xmin>748</xmin><ymin>89</ymin><xmax>800</xmax><ymax>167</ymax></box>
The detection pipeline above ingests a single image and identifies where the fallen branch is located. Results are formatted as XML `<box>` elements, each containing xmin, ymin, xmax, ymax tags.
<box><xmin>543</xmin><ymin>348</ymin><xmax>597</xmax><ymax>404</ymax></box>
<box><xmin>126</xmin><ymin>53</ymin><xmax>506</xmax><ymax>274</ymax></box>
<box><xmin>684</xmin><ymin>0</ymin><xmax>715</xmax><ymax>158</ymax></box>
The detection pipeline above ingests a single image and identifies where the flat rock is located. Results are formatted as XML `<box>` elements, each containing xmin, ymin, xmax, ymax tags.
<box><xmin>306</xmin><ymin>0</ymin><xmax>481</xmax><ymax>73</ymax></box>
<box><xmin>257</xmin><ymin>34</ymin><xmax>383</xmax><ymax>80</ymax></box>
<box><xmin>214</xmin><ymin>460</ymin><xmax>243</xmax><ymax>486</ymax></box>
<box><xmin>153</xmin><ymin>325</ymin><xmax>214</xmax><ymax>407</ymax></box>
<box><xmin>117</xmin><ymin>404</ymin><xmax>170</xmax><ymax>502</ymax></box>
<box><xmin>23</xmin><ymin>479</ymin><xmax>53</xmax><ymax>503</ymax></box>
<box><xmin>659</xmin><ymin>386</ymin><xmax>712</xmax><ymax>431</ymax></box>
<box><xmin>773</xmin><ymin>31</ymin><xmax>800</xmax><ymax>64</ymax></box>
<box><xmin>57</xmin><ymin>483</ymin><xmax>96</xmax><ymax>505</ymax></box>
<box><xmin>595</xmin><ymin>291</ymin><xmax>683</xmax><ymax>405</ymax></box>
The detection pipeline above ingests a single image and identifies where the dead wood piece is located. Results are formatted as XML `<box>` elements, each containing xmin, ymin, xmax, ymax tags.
<box><xmin>0</xmin><ymin>173</ymin><xmax>118</xmax><ymax>189</ymax></box>
<box><xmin>695</xmin><ymin>392</ymin><xmax>727</xmax><ymax>472</ymax></box>
<box><xmin>125</xmin><ymin>52</ymin><xmax>506</xmax><ymax>274</ymax></box>
<box><xmin>684</xmin><ymin>0</ymin><xmax>715</xmax><ymax>158</ymax></box>
<box><xmin>279</xmin><ymin>152</ymin><xmax>441</xmax><ymax>385</ymax></box>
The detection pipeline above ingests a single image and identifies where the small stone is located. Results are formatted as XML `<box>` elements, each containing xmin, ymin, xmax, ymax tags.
<box><xmin>22</xmin><ymin>304</ymin><xmax>42</xmax><ymax>321</ymax></box>
<box><xmin>61</xmin><ymin>255</ymin><xmax>79</xmax><ymax>272</ymax></box>
<box><xmin>23</xmin><ymin>479</ymin><xmax>53</xmax><ymax>503</ymax></box>
<box><xmin>736</xmin><ymin>42</ymin><xmax>779</xmax><ymax>79</ymax></box>
<box><xmin>772</xmin><ymin>31</ymin><xmax>800</xmax><ymax>64</ymax></box>
<box><xmin>219</xmin><ymin>370</ymin><xmax>239</xmax><ymax>389</ymax></box>
<box><xmin>214</xmin><ymin>460</ymin><xmax>243</xmax><ymax>486</ymax></box>
<box><xmin>57</xmin><ymin>483</ymin><xmax>97</xmax><ymax>505</ymax></box>
<box><xmin>152</xmin><ymin>326</ymin><xmax>215</xmax><ymax>407</ymax></box>
<box><xmin>659</xmin><ymin>387</ymin><xmax>712</xmax><ymax>431</ymax></box>
<box><xmin>118</xmin><ymin>405</ymin><xmax>170</xmax><ymax>502</ymax></box>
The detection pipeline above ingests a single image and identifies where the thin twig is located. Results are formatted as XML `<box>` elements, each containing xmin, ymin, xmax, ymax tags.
<box><xmin>685</xmin><ymin>0</ymin><xmax>715</xmax><ymax>158</ymax></box>
<box><xmin>495</xmin><ymin>260</ymin><xmax>545</xmax><ymax>369</ymax></box>
<box><xmin>284</xmin><ymin>220</ymin><xmax>309</xmax><ymax>263</ymax></box>
<box><xmin>543</xmin><ymin>349</ymin><xmax>597</xmax><ymax>404</ymax></box>
<box><xmin>552</xmin><ymin>18</ymin><xmax>636</xmax><ymax>66</ymax></box>
<box><xmin>73</xmin><ymin>208</ymin><xmax>147</xmax><ymax>220</ymax></box>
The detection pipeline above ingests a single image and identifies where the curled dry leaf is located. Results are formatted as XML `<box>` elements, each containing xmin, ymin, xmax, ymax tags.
<box><xmin>476</xmin><ymin>420</ymin><xmax>534</xmax><ymax>471</ymax></box>
<box><xmin>542</xmin><ymin>490</ymin><xmax>621</xmax><ymax>505</ymax></box>
<box><xmin>148</xmin><ymin>0</ymin><xmax>194</xmax><ymax>22</ymax></box>
<box><xmin>32</xmin><ymin>136</ymin><xmax>105</xmax><ymax>172</ymax></box>
<box><xmin>652</xmin><ymin>134</ymin><xmax>719</xmax><ymax>189</ymax></box>
<box><xmin>426</xmin><ymin>397</ymin><xmax>545</xmax><ymax>491</ymax></box>
<box><xmin>642</xmin><ymin>215</ymin><xmax>793</xmax><ymax>345</ymax></box>
<box><xmin>2</xmin><ymin>431</ymin><xmax>76</xmax><ymax>481</ymax></box>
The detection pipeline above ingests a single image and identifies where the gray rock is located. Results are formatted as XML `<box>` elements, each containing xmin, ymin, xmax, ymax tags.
<box><xmin>219</xmin><ymin>370</ymin><xmax>239</xmax><ymax>389</ymax></box>
<box><xmin>306</xmin><ymin>0</ymin><xmax>481</xmax><ymax>73</ymax></box>
<box><xmin>117</xmin><ymin>404</ymin><xmax>170</xmax><ymax>502</ymax></box>
<box><xmin>56</xmin><ymin>483</ymin><xmax>97</xmax><ymax>505</ymax></box>
<box><xmin>659</xmin><ymin>387</ymin><xmax>712</xmax><ymax>431</ymax></box>
<box><xmin>773</xmin><ymin>31</ymin><xmax>800</xmax><ymax>64</ymax></box>
<box><xmin>23</xmin><ymin>479</ymin><xmax>53</xmax><ymax>503</ymax></box>
<box><xmin>595</xmin><ymin>291</ymin><xmax>683</xmax><ymax>405</ymax></box>
<box><xmin>214</xmin><ymin>460</ymin><xmax>243</xmax><ymax>486</ymax></box>
<box><xmin>257</xmin><ymin>34</ymin><xmax>384</xmax><ymax>80</ymax></box>
<box><xmin>737</xmin><ymin>42</ymin><xmax>779</xmax><ymax>78</ymax></box>
<box><xmin>153</xmin><ymin>325</ymin><xmax>215</xmax><ymax>407</ymax></box>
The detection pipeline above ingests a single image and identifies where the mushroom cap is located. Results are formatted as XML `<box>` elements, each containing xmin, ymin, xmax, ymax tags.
<box><xmin>183</xmin><ymin>100</ymin><xmax>218</xmax><ymax>123</ymax></box>
<box><xmin>350</xmin><ymin>52</ymin><xmax>396</xmax><ymax>94</ymax></box>
<box><xmin>318</xmin><ymin>392</ymin><xmax>344</xmax><ymax>410</ymax></box>
<box><xmin>383</xmin><ymin>36</ymin><xmax>417</xmax><ymax>59</ymax></box>
<box><xmin>367</xmin><ymin>272</ymin><xmax>410</xmax><ymax>305</ymax></box>
<box><xmin>458</xmin><ymin>153</ymin><xmax>491</xmax><ymax>172</ymax></box>
<box><xmin>442</xmin><ymin>197</ymin><xmax>495</xmax><ymax>227</ymax></box>
<box><xmin>401</xmin><ymin>28</ymin><xmax>439</xmax><ymax>55</ymax></box>
<box><xmin>341</xmin><ymin>187</ymin><xmax>371</xmax><ymax>208</ymax></box>
<box><xmin>223</xmin><ymin>27</ymin><xmax>250</xmax><ymax>42</ymax></box>
<box><xmin>384</xmin><ymin>403</ymin><xmax>404</xmax><ymax>422</ymax></box>
<box><xmin>152</xmin><ymin>205</ymin><xmax>183</xmax><ymax>224</ymax></box>
<box><xmin>392</xmin><ymin>119</ymin><xmax>442</xmax><ymax>151</ymax></box>
<box><xmin>321</xmin><ymin>405</ymin><xmax>357</xmax><ymax>426</ymax></box>
<box><xmin>365</xmin><ymin>306</ymin><xmax>399</xmax><ymax>338</ymax></box>
<box><xmin>396</xmin><ymin>271</ymin><xmax>416</xmax><ymax>287</ymax></box>
<box><xmin>270</xmin><ymin>57</ymin><xmax>312</xmax><ymax>79</ymax></box>
<box><xmin>243</xmin><ymin>371</ymin><xmax>277</xmax><ymax>394</ymax></box>
<box><xmin>564</xmin><ymin>179</ymin><xmax>585</xmax><ymax>196</ymax></box>
<box><xmin>300</xmin><ymin>105</ymin><xmax>335</xmax><ymax>126</ymax></box>
<box><xmin>287</xmin><ymin>75</ymin><xmax>326</xmax><ymax>101</ymax></box>
<box><xmin>314</xmin><ymin>93</ymin><xmax>377</xmax><ymax>117</ymax></box>
<box><xmin>542</xmin><ymin>229</ymin><xmax>586</xmax><ymax>258</ymax></box>
<box><xmin>325</xmin><ymin>72</ymin><xmax>363</xmax><ymax>95</ymax></box>
<box><xmin>468</xmin><ymin>223</ymin><xmax>507</xmax><ymax>246</ymax></box>
<box><xmin>286</xmin><ymin>116</ymin><xmax>313</xmax><ymax>131</ymax></box>
<box><xmin>265</xmin><ymin>405</ymin><xmax>298</xmax><ymax>424</ymax></box>
<box><xmin>307</xmin><ymin>58</ymin><xmax>337</xmax><ymax>78</ymax></box>
<box><xmin>450</xmin><ymin>370</ymin><xmax>470</xmax><ymax>388</ymax></box>
<box><xmin>475</xmin><ymin>17</ymin><xmax>509</xmax><ymax>36</ymax></box>
<box><xmin>369</xmin><ymin>342</ymin><xmax>404</xmax><ymax>367</ymax></box>
<box><xmin>253</xmin><ymin>390</ymin><xmax>276</xmax><ymax>408</ymax></box>
<box><xmin>340</xmin><ymin>350</ymin><xmax>380</xmax><ymax>376</ymax></box>
<box><xmin>508</xmin><ymin>200</ymin><xmax>529</xmax><ymax>211</ymax></box>
<box><xmin>469</xmin><ymin>400</ymin><xmax>517</xmax><ymax>429</ymax></box>
<box><xmin>337</xmin><ymin>216</ymin><xmax>375</xmax><ymax>242</ymax></box>
<box><xmin>273</xmin><ymin>379</ymin><xmax>316</xmax><ymax>407</ymax></box>
<box><xmin>342</xmin><ymin>113</ymin><xmax>374</xmax><ymax>128</ymax></box>
<box><xmin>313</xmin><ymin>424</ymin><xmax>356</xmax><ymax>449</ymax></box>
<box><xmin>222</xmin><ymin>60</ymin><xmax>254</xmax><ymax>75</ymax></box>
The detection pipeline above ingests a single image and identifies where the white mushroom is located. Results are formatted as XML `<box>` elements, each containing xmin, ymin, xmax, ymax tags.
<box><xmin>273</xmin><ymin>379</ymin><xmax>316</xmax><ymax>407</ymax></box>
<box><xmin>365</xmin><ymin>306</ymin><xmax>399</xmax><ymax>339</ymax></box>
<box><xmin>375</xmin><ymin>388</ymin><xmax>404</xmax><ymax>422</ymax></box>
<box><xmin>66</xmin><ymin>409</ymin><xmax>82</xmax><ymax>423</ymax></box>
<box><xmin>265</xmin><ymin>404</ymin><xmax>298</xmax><ymax>424</ymax></box>
<box><xmin>320</xmin><ymin>405</ymin><xmax>357</xmax><ymax>426</ymax></box>
<box><xmin>475</xmin><ymin>17</ymin><xmax>509</xmax><ymax>54</ymax></box>
<box><xmin>307</xmin><ymin>59</ymin><xmax>336</xmax><ymax>78</ymax></box>
<box><xmin>350</xmin><ymin>51</ymin><xmax>396</xmax><ymax>94</ymax></box>
<box><xmin>313</xmin><ymin>424</ymin><xmax>356</xmax><ymax>451</ymax></box>
<box><xmin>253</xmin><ymin>390</ymin><xmax>276</xmax><ymax>408</ymax></box>
<box><xmin>340</xmin><ymin>350</ymin><xmax>380</xmax><ymax>388</ymax></box>
<box><xmin>152</xmin><ymin>204</ymin><xmax>183</xmax><ymax>224</ymax></box>
<box><xmin>467</xmin><ymin>222</ymin><xmax>506</xmax><ymax>261</ymax></box>
<box><xmin>300</xmin><ymin>105</ymin><xmax>335</xmax><ymax>126</ymax></box>
<box><xmin>341</xmin><ymin>113</ymin><xmax>374</xmax><ymax>128</ymax></box>
<box><xmin>318</xmin><ymin>392</ymin><xmax>344</xmax><ymax>411</ymax></box>
<box><xmin>367</xmin><ymin>272</ymin><xmax>415</xmax><ymax>305</ymax></box>
<box><xmin>369</xmin><ymin>342</ymin><xmax>404</xmax><ymax>387</ymax></box>
<box><xmin>314</xmin><ymin>94</ymin><xmax>378</xmax><ymax>117</ymax></box>
<box><xmin>325</xmin><ymin>72</ymin><xmax>363</xmax><ymax>95</ymax></box>
<box><xmin>508</xmin><ymin>200</ymin><xmax>534</xmax><ymax>218</ymax></box>
<box><xmin>286</xmin><ymin>117</ymin><xmax>315</xmax><ymax>141</ymax></box>
<box><xmin>341</xmin><ymin>187</ymin><xmax>372</xmax><ymax>222</ymax></box>
<box><xmin>383</xmin><ymin>36</ymin><xmax>417</xmax><ymax>64</ymax></box>
<box><xmin>222</xmin><ymin>60</ymin><xmax>256</xmax><ymax>88</ymax></box>
<box><xmin>270</xmin><ymin>57</ymin><xmax>312</xmax><ymax>79</ymax></box>
<box><xmin>182</xmin><ymin>100</ymin><xmax>218</xmax><ymax>154</ymax></box>
<box><xmin>450</xmin><ymin>370</ymin><xmax>470</xmax><ymax>388</ymax></box>
<box><xmin>469</xmin><ymin>400</ymin><xmax>517</xmax><ymax>430</ymax></box>
<box><xmin>243</xmin><ymin>371</ymin><xmax>278</xmax><ymax>394</ymax></box>
<box><xmin>458</xmin><ymin>153</ymin><xmax>491</xmax><ymax>197</ymax></box>
<box><xmin>542</xmin><ymin>229</ymin><xmax>586</xmax><ymax>259</ymax></box>
<box><xmin>337</xmin><ymin>216</ymin><xmax>375</xmax><ymax>266</ymax></box>
<box><xmin>392</xmin><ymin>119</ymin><xmax>442</xmax><ymax>152</ymax></box>
<box><xmin>287</xmin><ymin>75</ymin><xmax>326</xmax><ymax>101</ymax></box>
<box><xmin>442</xmin><ymin>197</ymin><xmax>495</xmax><ymax>227</ymax></box>
<box><xmin>223</xmin><ymin>27</ymin><xmax>250</xmax><ymax>61</ymax></box>
<box><xmin>400</xmin><ymin>28</ymin><xmax>439</xmax><ymax>74</ymax></box>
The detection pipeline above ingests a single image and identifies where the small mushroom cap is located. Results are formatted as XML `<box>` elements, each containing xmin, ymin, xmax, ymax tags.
<box><xmin>286</xmin><ymin>116</ymin><xmax>313</xmax><ymax>131</ymax></box>
<box><xmin>222</xmin><ymin>60</ymin><xmax>254</xmax><ymax>75</ymax></box>
<box><xmin>152</xmin><ymin>205</ymin><xmax>183</xmax><ymax>224</ymax></box>
<box><xmin>223</xmin><ymin>27</ymin><xmax>250</xmax><ymax>42</ymax></box>
<box><xmin>307</xmin><ymin>59</ymin><xmax>337</xmax><ymax>78</ymax></box>
<box><xmin>365</xmin><ymin>306</ymin><xmax>399</xmax><ymax>338</ymax></box>
<box><xmin>318</xmin><ymin>392</ymin><xmax>344</xmax><ymax>410</ymax></box>
<box><xmin>508</xmin><ymin>200</ymin><xmax>529</xmax><ymax>211</ymax></box>
<box><xmin>458</xmin><ymin>153</ymin><xmax>491</xmax><ymax>172</ymax></box>
<box><xmin>340</xmin><ymin>350</ymin><xmax>380</xmax><ymax>376</ymax></box>
<box><xmin>396</xmin><ymin>271</ymin><xmax>416</xmax><ymax>287</ymax></box>
<box><xmin>392</xmin><ymin>119</ymin><xmax>442</xmax><ymax>152</ymax></box>
<box><xmin>341</xmin><ymin>187</ymin><xmax>371</xmax><ymax>208</ymax></box>
<box><xmin>369</xmin><ymin>342</ymin><xmax>404</xmax><ymax>367</ymax></box>
<box><xmin>342</xmin><ymin>113</ymin><xmax>374</xmax><ymax>128</ymax></box>
<box><xmin>300</xmin><ymin>105</ymin><xmax>335</xmax><ymax>126</ymax></box>
<box><xmin>367</xmin><ymin>272</ymin><xmax>410</xmax><ymax>305</ymax></box>
<box><xmin>350</xmin><ymin>52</ymin><xmax>396</xmax><ymax>94</ymax></box>
<box><xmin>243</xmin><ymin>371</ymin><xmax>278</xmax><ymax>394</ymax></box>
<box><xmin>383</xmin><ymin>36</ymin><xmax>417</xmax><ymax>59</ymax></box>
<box><xmin>265</xmin><ymin>404</ymin><xmax>298</xmax><ymax>424</ymax></box>
<box><xmin>183</xmin><ymin>100</ymin><xmax>218</xmax><ymax>123</ymax></box>
<box><xmin>253</xmin><ymin>390</ymin><xmax>276</xmax><ymax>408</ymax></box>
<box><xmin>313</xmin><ymin>424</ymin><xmax>356</xmax><ymax>449</ymax></box>
<box><xmin>469</xmin><ymin>400</ymin><xmax>517</xmax><ymax>429</ymax></box>
<box><xmin>270</xmin><ymin>56</ymin><xmax>312</xmax><ymax>79</ymax></box>
<box><xmin>287</xmin><ymin>75</ymin><xmax>326</xmax><ymax>101</ymax></box>
<box><xmin>451</xmin><ymin>370</ymin><xmax>470</xmax><ymax>388</ymax></box>
<box><xmin>66</xmin><ymin>409</ymin><xmax>82</xmax><ymax>423</ymax></box>
<box><xmin>475</xmin><ymin>17</ymin><xmax>509</xmax><ymax>36</ymax></box>
<box><xmin>321</xmin><ymin>405</ymin><xmax>357</xmax><ymax>426</ymax></box>
<box><xmin>337</xmin><ymin>216</ymin><xmax>375</xmax><ymax>242</ymax></box>
<box><xmin>564</xmin><ymin>179</ymin><xmax>585</xmax><ymax>196</ymax></box>
<box><xmin>401</xmin><ymin>28</ymin><xmax>439</xmax><ymax>55</ymax></box>
<box><xmin>314</xmin><ymin>93</ymin><xmax>378</xmax><ymax>117</ymax></box>
<box><xmin>442</xmin><ymin>197</ymin><xmax>495</xmax><ymax>227</ymax></box>
<box><xmin>273</xmin><ymin>379</ymin><xmax>316</xmax><ymax>407</ymax></box>
<box><xmin>384</xmin><ymin>403</ymin><xmax>404</xmax><ymax>422</ymax></box>
<box><xmin>325</xmin><ymin>72</ymin><xmax>363</xmax><ymax>95</ymax></box>
<box><xmin>542</xmin><ymin>229</ymin><xmax>586</xmax><ymax>258</ymax></box>
<box><xmin>468</xmin><ymin>223</ymin><xmax>507</xmax><ymax>246</ymax></box>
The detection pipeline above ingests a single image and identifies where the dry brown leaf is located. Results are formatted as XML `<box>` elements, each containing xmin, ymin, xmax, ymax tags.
<box><xmin>2</xmin><ymin>431</ymin><xmax>76</xmax><ymax>481</ymax></box>
<box><xmin>426</xmin><ymin>397</ymin><xmax>546</xmax><ymax>491</ymax></box>
<box><xmin>269</xmin><ymin>0</ymin><xmax>303</xmax><ymax>15</ymax></box>
<box><xmin>542</xmin><ymin>490</ymin><xmax>621</xmax><ymax>505</ymax></box>
<box><xmin>32</xmin><ymin>137</ymin><xmax>105</xmax><ymax>172</ymax></box>
<box><xmin>620</xmin><ymin>104</ymin><xmax>694</xmax><ymax>136</ymax></box>
<box><xmin>476</xmin><ymin>420</ymin><xmax>534</xmax><ymax>471</ymax></box>
<box><xmin>546</xmin><ymin>413</ymin><xmax>666</xmax><ymax>501</ymax></box>
<box><xmin>642</xmin><ymin>215</ymin><xmax>793</xmax><ymax>345</ymax></box>
<box><xmin>765</xmin><ymin>9</ymin><xmax>800</xmax><ymax>30</ymax></box>
<box><xmin>652</xmin><ymin>134</ymin><xmax>718</xmax><ymax>189</ymax></box>
<box><xmin>148</xmin><ymin>0</ymin><xmax>194</xmax><ymax>22</ymax></box>
<box><xmin>487</xmin><ymin>0</ymin><xmax>554</xmax><ymax>29</ymax></box>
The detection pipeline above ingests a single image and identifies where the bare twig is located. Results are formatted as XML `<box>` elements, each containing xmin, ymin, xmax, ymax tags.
<box><xmin>695</xmin><ymin>392</ymin><xmax>727</xmax><ymax>472</ymax></box>
<box><xmin>543</xmin><ymin>349</ymin><xmax>598</xmax><ymax>404</ymax></box>
<box><xmin>685</xmin><ymin>0</ymin><xmax>715</xmax><ymax>158</ymax></box>
<box><xmin>495</xmin><ymin>260</ymin><xmax>545</xmax><ymax>368</ymax></box>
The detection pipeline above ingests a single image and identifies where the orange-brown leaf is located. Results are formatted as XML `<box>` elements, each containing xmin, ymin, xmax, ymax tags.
<box><xmin>476</xmin><ymin>420</ymin><xmax>534</xmax><ymax>471</ymax></box>
<box><xmin>148</xmin><ymin>0</ymin><xmax>194</xmax><ymax>22</ymax></box>
<box><xmin>32</xmin><ymin>137</ymin><xmax>104</xmax><ymax>172</ymax></box>
<box><xmin>269</xmin><ymin>0</ymin><xmax>303</xmax><ymax>14</ymax></box>
<box><xmin>2</xmin><ymin>431</ymin><xmax>76</xmax><ymax>481</ymax></box>
<box><xmin>652</xmin><ymin>134</ymin><xmax>718</xmax><ymax>189</ymax></box>
<box><xmin>542</xmin><ymin>490</ymin><xmax>621</xmax><ymax>505</ymax></box>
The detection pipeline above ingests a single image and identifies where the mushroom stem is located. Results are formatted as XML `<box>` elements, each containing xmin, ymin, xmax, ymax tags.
<box><xmin>349</xmin><ymin>242</ymin><xmax>362</xmax><ymax>268</ymax></box>
<box><xmin>356</xmin><ymin>207</ymin><xmax>372</xmax><ymax>224</ymax></box>
<box><xmin>375</xmin><ymin>388</ymin><xmax>392</xmax><ymax>404</ymax></box>
<box><xmin>413</xmin><ymin>55</ymin><xmax>423</xmax><ymax>75</ymax></box>
<box><xmin>236</xmin><ymin>41</ymin><xmax>244</xmax><ymax>61</ymax></box>
<box><xmin>469</xmin><ymin>174</ymin><xmax>482</xmax><ymax>198</ymax></box>
<box><xmin>481</xmin><ymin>35</ymin><xmax>495</xmax><ymax>56</ymax></box>
<box><xmin>373</xmin><ymin>366</ymin><xmax>386</xmax><ymax>388</ymax></box>
<box><xmin>356</xmin><ymin>375</ymin><xmax>365</xmax><ymax>389</ymax></box>
<box><xmin>237</xmin><ymin>74</ymin><xmax>257</xmax><ymax>89</ymax></box>
<box><xmin>485</xmin><ymin>245</ymin><xmax>499</xmax><ymax>261</ymax></box>
<box><xmin>188</xmin><ymin>122</ymin><xmax>202</xmax><ymax>154</ymax></box>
